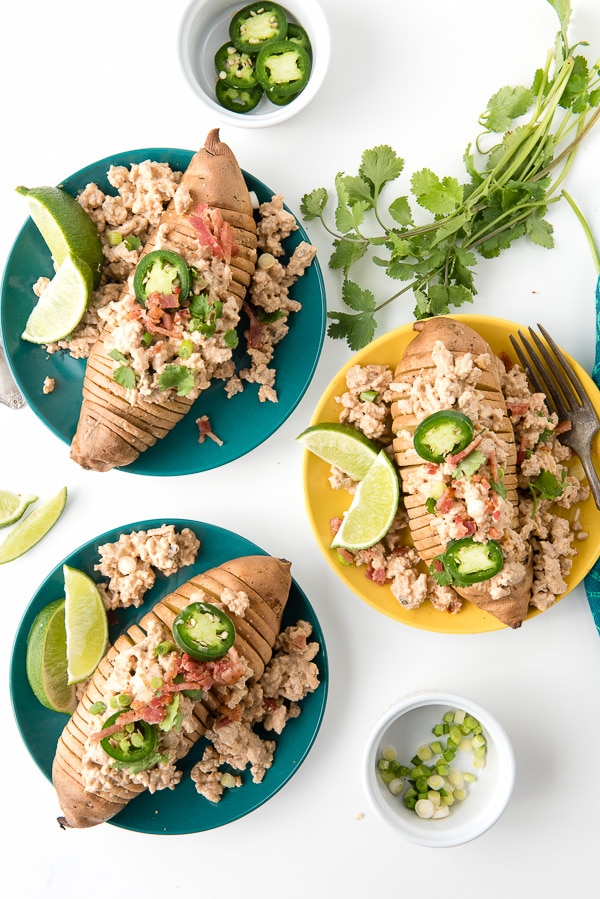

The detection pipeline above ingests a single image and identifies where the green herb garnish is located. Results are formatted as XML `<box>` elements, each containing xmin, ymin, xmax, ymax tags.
<box><xmin>158</xmin><ymin>364</ymin><xmax>195</xmax><ymax>396</ymax></box>
<box><xmin>300</xmin><ymin>0</ymin><xmax>600</xmax><ymax>349</ymax></box>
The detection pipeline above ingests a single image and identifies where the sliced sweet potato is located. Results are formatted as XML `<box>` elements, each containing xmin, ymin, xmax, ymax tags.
<box><xmin>390</xmin><ymin>317</ymin><xmax>533</xmax><ymax>628</ymax></box>
<box><xmin>52</xmin><ymin>555</ymin><xmax>291</xmax><ymax>828</ymax></box>
<box><xmin>70</xmin><ymin>129</ymin><xmax>257</xmax><ymax>472</ymax></box>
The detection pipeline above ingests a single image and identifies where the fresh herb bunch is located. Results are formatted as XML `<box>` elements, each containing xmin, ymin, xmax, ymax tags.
<box><xmin>301</xmin><ymin>0</ymin><xmax>600</xmax><ymax>350</ymax></box>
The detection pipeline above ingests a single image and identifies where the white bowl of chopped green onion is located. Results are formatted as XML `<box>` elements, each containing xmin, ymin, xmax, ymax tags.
<box><xmin>363</xmin><ymin>692</ymin><xmax>515</xmax><ymax>848</ymax></box>
<box><xmin>178</xmin><ymin>0</ymin><xmax>330</xmax><ymax>128</ymax></box>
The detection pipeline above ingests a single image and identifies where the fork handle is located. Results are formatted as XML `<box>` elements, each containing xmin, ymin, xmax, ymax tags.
<box><xmin>578</xmin><ymin>444</ymin><xmax>600</xmax><ymax>512</ymax></box>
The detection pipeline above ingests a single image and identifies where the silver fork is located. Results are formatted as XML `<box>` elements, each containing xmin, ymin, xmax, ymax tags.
<box><xmin>509</xmin><ymin>324</ymin><xmax>600</xmax><ymax>511</ymax></box>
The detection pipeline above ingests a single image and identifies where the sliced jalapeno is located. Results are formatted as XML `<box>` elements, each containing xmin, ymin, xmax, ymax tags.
<box><xmin>215</xmin><ymin>79</ymin><xmax>264</xmax><ymax>112</ymax></box>
<box><xmin>286</xmin><ymin>22</ymin><xmax>312</xmax><ymax>57</ymax></box>
<box><xmin>133</xmin><ymin>250</ymin><xmax>191</xmax><ymax>306</ymax></box>
<box><xmin>172</xmin><ymin>601</ymin><xmax>236</xmax><ymax>662</ymax></box>
<box><xmin>413</xmin><ymin>410</ymin><xmax>474</xmax><ymax>463</ymax></box>
<box><xmin>255</xmin><ymin>39</ymin><xmax>311</xmax><ymax>99</ymax></box>
<box><xmin>100</xmin><ymin>710</ymin><xmax>158</xmax><ymax>765</ymax></box>
<box><xmin>214</xmin><ymin>42</ymin><xmax>259</xmax><ymax>89</ymax></box>
<box><xmin>439</xmin><ymin>537</ymin><xmax>504</xmax><ymax>586</ymax></box>
<box><xmin>229</xmin><ymin>2</ymin><xmax>288</xmax><ymax>53</ymax></box>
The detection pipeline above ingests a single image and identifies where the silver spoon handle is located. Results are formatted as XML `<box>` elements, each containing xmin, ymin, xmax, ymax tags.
<box><xmin>0</xmin><ymin>342</ymin><xmax>25</xmax><ymax>409</ymax></box>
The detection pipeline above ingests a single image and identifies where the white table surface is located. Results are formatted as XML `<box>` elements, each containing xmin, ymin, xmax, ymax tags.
<box><xmin>2</xmin><ymin>0</ymin><xmax>600</xmax><ymax>895</ymax></box>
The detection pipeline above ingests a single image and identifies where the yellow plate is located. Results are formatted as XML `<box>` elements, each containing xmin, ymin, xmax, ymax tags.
<box><xmin>302</xmin><ymin>314</ymin><xmax>600</xmax><ymax>633</ymax></box>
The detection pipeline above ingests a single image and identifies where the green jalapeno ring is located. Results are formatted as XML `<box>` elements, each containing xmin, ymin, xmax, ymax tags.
<box><xmin>255</xmin><ymin>40</ymin><xmax>312</xmax><ymax>99</ymax></box>
<box><xmin>100</xmin><ymin>710</ymin><xmax>158</xmax><ymax>765</ymax></box>
<box><xmin>133</xmin><ymin>250</ymin><xmax>191</xmax><ymax>306</ymax></box>
<box><xmin>413</xmin><ymin>410</ymin><xmax>475</xmax><ymax>463</ymax></box>
<box><xmin>444</xmin><ymin>537</ymin><xmax>504</xmax><ymax>586</ymax></box>
<box><xmin>214</xmin><ymin>42</ymin><xmax>260</xmax><ymax>89</ymax></box>
<box><xmin>215</xmin><ymin>79</ymin><xmax>264</xmax><ymax>113</ymax></box>
<box><xmin>172</xmin><ymin>601</ymin><xmax>236</xmax><ymax>662</ymax></box>
<box><xmin>286</xmin><ymin>22</ymin><xmax>312</xmax><ymax>57</ymax></box>
<box><xmin>229</xmin><ymin>2</ymin><xmax>288</xmax><ymax>54</ymax></box>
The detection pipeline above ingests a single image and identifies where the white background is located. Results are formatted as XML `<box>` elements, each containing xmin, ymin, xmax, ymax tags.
<box><xmin>2</xmin><ymin>0</ymin><xmax>600</xmax><ymax>895</ymax></box>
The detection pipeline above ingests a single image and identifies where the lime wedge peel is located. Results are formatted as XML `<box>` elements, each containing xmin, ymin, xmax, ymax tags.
<box><xmin>0</xmin><ymin>486</ymin><xmax>67</xmax><ymax>564</ymax></box>
<box><xmin>25</xmin><ymin>598</ymin><xmax>77</xmax><ymax>714</ymax></box>
<box><xmin>0</xmin><ymin>490</ymin><xmax>38</xmax><ymax>529</ymax></box>
<box><xmin>16</xmin><ymin>184</ymin><xmax>103</xmax><ymax>288</ymax></box>
<box><xmin>63</xmin><ymin>565</ymin><xmax>108</xmax><ymax>685</ymax></box>
<box><xmin>330</xmin><ymin>450</ymin><xmax>400</xmax><ymax>551</ymax></box>
<box><xmin>297</xmin><ymin>422</ymin><xmax>380</xmax><ymax>481</ymax></box>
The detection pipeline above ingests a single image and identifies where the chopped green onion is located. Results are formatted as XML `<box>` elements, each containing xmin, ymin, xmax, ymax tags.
<box><xmin>89</xmin><ymin>701</ymin><xmax>107</xmax><ymax>715</ymax></box>
<box><xmin>124</xmin><ymin>234</ymin><xmax>142</xmax><ymax>251</ymax></box>
<box><xmin>108</xmin><ymin>231</ymin><xmax>123</xmax><ymax>246</ymax></box>
<box><xmin>220</xmin><ymin>772</ymin><xmax>237</xmax><ymax>789</ymax></box>
<box><xmin>151</xmin><ymin>677</ymin><xmax>164</xmax><ymax>691</ymax></box>
<box><xmin>178</xmin><ymin>338</ymin><xmax>194</xmax><ymax>359</ymax></box>
<box><xmin>154</xmin><ymin>640</ymin><xmax>177</xmax><ymax>656</ymax></box>
<box><xmin>110</xmin><ymin>693</ymin><xmax>132</xmax><ymax>708</ymax></box>
<box><xmin>359</xmin><ymin>389</ymin><xmax>378</xmax><ymax>402</ymax></box>
<box><xmin>453</xmin><ymin>709</ymin><xmax>466</xmax><ymax>725</ymax></box>
<box><xmin>417</xmin><ymin>744</ymin><xmax>432</xmax><ymax>761</ymax></box>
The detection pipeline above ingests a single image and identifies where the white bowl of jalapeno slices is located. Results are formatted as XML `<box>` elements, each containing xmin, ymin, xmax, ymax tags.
<box><xmin>363</xmin><ymin>692</ymin><xmax>515</xmax><ymax>848</ymax></box>
<box><xmin>178</xmin><ymin>0</ymin><xmax>330</xmax><ymax>126</ymax></box>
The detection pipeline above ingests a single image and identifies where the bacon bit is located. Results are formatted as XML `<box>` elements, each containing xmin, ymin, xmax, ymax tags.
<box><xmin>190</xmin><ymin>204</ymin><xmax>239</xmax><ymax>264</ymax></box>
<box><xmin>336</xmin><ymin>548</ymin><xmax>354</xmax><ymax>565</ymax></box>
<box><xmin>447</xmin><ymin>434</ymin><xmax>483</xmax><ymax>467</ymax></box>
<box><xmin>435</xmin><ymin>486</ymin><xmax>456</xmax><ymax>515</ymax></box>
<box><xmin>432</xmin><ymin>559</ymin><xmax>444</xmax><ymax>573</ymax></box>
<box><xmin>516</xmin><ymin>434</ymin><xmax>529</xmax><ymax>466</ymax></box>
<box><xmin>487</xmin><ymin>448</ymin><xmax>499</xmax><ymax>484</ymax></box>
<box><xmin>196</xmin><ymin>415</ymin><xmax>223</xmax><ymax>446</ymax></box>
<box><xmin>506</xmin><ymin>400</ymin><xmax>530</xmax><ymax>417</ymax></box>
<box><xmin>264</xmin><ymin>698</ymin><xmax>279</xmax><ymax>712</ymax></box>
<box><xmin>499</xmin><ymin>351</ymin><xmax>513</xmax><ymax>372</ymax></box>
<box><xmin>488</xmin><ymin>527</ymin><xmax>501</xmax><ymax>539</ymax></box>
<box><xmin>426</xmin><ymin>463</ymin><xmax>438</xmax><ymax>475</ymax></box>
<box><xmin>330</xmin><ymin>517</ymin><xmax>343</xmax><ymax>534</ymax></box>
<box><xmin>130</xmin><ymin>292</ymin><xmax>189</xmax><ymax>338</ymax></box>
<box><xmin>492</xmin><ymin>509</ymin><xmax>502</xmax><ymax>520</ymax></box>
<box><xmin>555</xmin><ymin>419</ymin><xmax>572</xmax><ymax>434</ymax></box>
<box><xmin>243</xmin><ymin>300</ymin><xmax>264</xmax><ymax>349</ymax></box>
<box><xmin>366</xmin><ymin>564</ymin><xmax>387</xmax><ymax>585</ymax></box>
<box><xmin>453</xmin><ymin>516</ymin><xmax>476</xmax><ymax>537</ymax></box>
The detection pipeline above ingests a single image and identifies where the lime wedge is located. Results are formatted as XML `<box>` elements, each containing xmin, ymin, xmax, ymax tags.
<box><xmin>16</xmin><ymin>184</ymin><xmax>103</xmax><ymax>288</ymax></box>
<box><xmin>0</xmin><ymin>490</ymin><xmax>38</xmax><ymax>529</ymax></box>
<box><xmin>26</xmin><ymin>598</ymin><xmax>77</xmax><ymax>714</ymax></box>
<box><xmin>0</xmin><ymin>486</ymin><xmax>67</xmax><ymax>564</ymax></box>
<box><xmin>63</xmin><ymin>565</ymin><xmax>108</xmax><ymax>684</ymax></box>
<box><xmin>331</xmin><ymin>450</ymin><xmax>400</xmax><ymax>551</ymax></box>
<box><xmin>22</xmin><ymin>254</ymin><xmax>93</xmax><ymax>344</ymax></box>
<box><xmin>297</xmin><ymin>422</ymin><xmax>380</xmax><ymax>481</ymax></box>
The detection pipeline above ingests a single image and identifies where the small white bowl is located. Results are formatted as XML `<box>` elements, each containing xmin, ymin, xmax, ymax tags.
<box><xmin>178</xmin><ymin>0</ymin><xmax>330</xmax><ymax>128</ymax></box>
<box><xmin>363</xmin><ymin>692</ymin><xmax>515</xmax><ymax>848</ymax></box>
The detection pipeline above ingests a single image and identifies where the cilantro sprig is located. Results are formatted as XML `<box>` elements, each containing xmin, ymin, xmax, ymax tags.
<box><xmin>301</xmin><ymin>0</ymin><xmax>600</xmax><ymax>350</ymax></box>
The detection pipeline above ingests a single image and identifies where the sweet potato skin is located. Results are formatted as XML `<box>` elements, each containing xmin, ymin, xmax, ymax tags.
<box><xmin>391</xmin><ymin>317</ymin><xmax>532</xmax><ymax>628</ymax></box>
<box><xmin>52</xmin><ymin>555</ymin><xmax>291</xmax><ymax>829</ymax></box>
<box><xmin>70</xmin><ymin>129</ymin><xmax>257</xmax><ymax>472</ymax></box>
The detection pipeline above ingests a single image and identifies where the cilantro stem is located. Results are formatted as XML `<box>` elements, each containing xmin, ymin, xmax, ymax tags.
<box><xmin>562</xmin><ymin>189</ymin><xmax>600</xmax><ymax>275</ymax></box>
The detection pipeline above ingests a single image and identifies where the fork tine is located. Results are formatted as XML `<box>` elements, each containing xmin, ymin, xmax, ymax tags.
<box><xmin>527</xmin><ymin>328</ymin><xmax>580</xmax><ymax>413</ymax></box>
<box><xmin>509</xmin><ymin>330</ymin><xmax>569</xmax><ymax>418</ymax></box>
<box><xmin>536</xmin><ymin>323</ymin><xmax>593</xmax><ymax>411</ymax></box>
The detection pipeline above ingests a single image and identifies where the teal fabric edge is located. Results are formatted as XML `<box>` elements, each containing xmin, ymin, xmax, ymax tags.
<box><xmin>583</xmin><ymin>274</ymin><xmax>600</xmax><ymax>634</ymax></box>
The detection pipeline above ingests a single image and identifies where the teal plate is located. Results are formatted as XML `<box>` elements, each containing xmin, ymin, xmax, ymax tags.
<box><xmin>0</xmin><ymin>149</ymin><xmax>326</xmax><ymax>475</ymax></box>
<box><xmin>10</xmin><ymin>519</ymin><xmax>328</xmax><ymax>834</ymax></box>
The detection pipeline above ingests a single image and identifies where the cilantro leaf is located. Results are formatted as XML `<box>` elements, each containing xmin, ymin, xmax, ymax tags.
<box><xmin>388</xmin><ymin>196</ymin><xmax>414</xmax><ymax>226</ymax></box>
<box><xmin>108</xmin><ymin>348</ymin><xmax>128</xmax><ymax>364</ymax></box>
<box><xmin>300</xmin><ymin>188</ymin><xmax>328</xmax><ymax>220</ymax></box>
<box><xmin>451</xmin><ymin>449</ymin><xmax>486</xmax><ymax>480</ymax></box>
<box><xmin>410</xmin><ymin>169</ymin><xmax>463</xmax><ymax>215</ymax></box>
<box><xmin>342</xmin><ymin>279</ymin><xmax>376</xmax><ymax>313</ymax></box>
<box><xmin>327</xmin><ymin>310</ymin><xmax>376</xmax><ymax>350</ymax></box>
<box><xmin>482</xmin><ymin>85</ymin><xmax>534</xmax><ymax>132</ymax></box>
<box><xmin>158</xmin><ymin>364</ymin><xmax>195</xmax><ymax>396</ymax></box>
<box><xmin>359</xmin><ymin>145</ymin><xmax>404</xmax><ymax>196</ymax></box>
<box><xmin>113</xmin><ymin>365</ymin><xmax>136</xmax><ymax>390</ymax></box>
<box><xmin>526</xmin><ymin>214</ymin><xmax>555</xmax><ymax>249</ymax></box>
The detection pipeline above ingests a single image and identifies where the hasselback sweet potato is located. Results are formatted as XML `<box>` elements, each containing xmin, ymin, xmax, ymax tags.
<box><xmin>70</xmin><ymin>129</ymin><xmax>257</xmax><ymax>472</ymax></box>
<box><xmin>52</xmin><ymin>555</ymin><xmax>291</xmax><ymax>828</ymax></box>
<box><xmin>390</xmin><ymin>317</ymin><xmax>533</xmax><ymax>628</ymax></box>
